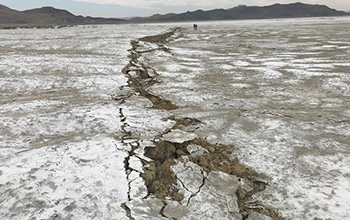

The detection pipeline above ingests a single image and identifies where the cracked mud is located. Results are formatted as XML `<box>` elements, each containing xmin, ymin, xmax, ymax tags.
<box><xmin>118</xmin><ymin>28</ymin><xmax>284</xmax><ymax>220</ymax></box>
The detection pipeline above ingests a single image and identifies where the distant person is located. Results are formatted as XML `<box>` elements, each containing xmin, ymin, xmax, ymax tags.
<box><xmin>193</xmin><ymin>24</ymin><xmax>198</xmax><ymax>30</ymax></box>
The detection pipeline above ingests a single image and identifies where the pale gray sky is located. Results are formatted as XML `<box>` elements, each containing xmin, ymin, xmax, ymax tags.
<box><xmin>1</xmin><ymin>0</ymin><xmax>349</xmax><ymax>18</ymax></box>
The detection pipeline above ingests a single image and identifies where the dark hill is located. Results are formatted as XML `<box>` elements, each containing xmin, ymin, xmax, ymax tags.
<box><xmin>0</xmin><ymin>5</ymin><xmax>124</xmax><ymax>26</ymax></box>
<box><xmin>0</xmin><ymin>4</ymin><xmax>32</xmax><ymax>24</ymax></box>
<box><xmin>132</xmin><ymin>2</ymin><xmax>348</xmax><ymax>22</ymax></box>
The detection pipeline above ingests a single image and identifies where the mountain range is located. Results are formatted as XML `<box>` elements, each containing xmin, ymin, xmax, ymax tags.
<box><xmin>0</xmin><ymin>4</ymin><xmax>123</xmax><ymax>26</ymax></box>
<box><xmin>0</xmin><ymin>2</ymin><xmax>348</xmax><ymax>26</ymax></box>
<box><xmin>131</xmin><ymin>3</ymin><xmax>348</xmax><ymax>22</ymax></box>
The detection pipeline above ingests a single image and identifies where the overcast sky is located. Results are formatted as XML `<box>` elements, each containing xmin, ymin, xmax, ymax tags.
<box><xmin>1</xmin><ymin>0</ymin><xmax>349</xmax><ymax>18</ymax></box>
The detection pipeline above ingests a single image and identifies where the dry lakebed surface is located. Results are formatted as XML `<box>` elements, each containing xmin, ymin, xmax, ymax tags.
<box><xmin>1</xmin><ymin>17</ymin><xmax>350</xmax><ymax>220</ymax></box>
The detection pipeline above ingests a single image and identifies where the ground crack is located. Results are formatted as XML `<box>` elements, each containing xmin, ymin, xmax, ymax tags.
<box><xmin>123</xmin><ymin>141</ymin><xmax>139</xmax><ymax>201</ymax></box>
<box><xmin>186</xmin><ymin>169</ymin><xmax>206</xmax><ymax>206</ymax></box>
<box><xmin>121</xmin><ymin>28</ymin><xmax>181</xmax><ymax>110</ymax></box>
<box><xmin>159</xmin><ymin>200</ymin><xmax>168</xmax><ymax>218</ymax></box>
<box><xmin>56</xmin><ymin>144</ymin><xmax>69</xmax><ymax>166</ymax></box>
<box><xmin>119</xmin><ymin>107</ymin><xmax>141</xmax><ymax>202</ymax></box>
<box><xmin>117</xmin><ymin>28</ymin><xmax>285</xmax><ymax>220</ymax></box>
<box><xmin>121</xmin><ymin>202</ymin><xmax>135</xmax><ymax>220</ymax></box>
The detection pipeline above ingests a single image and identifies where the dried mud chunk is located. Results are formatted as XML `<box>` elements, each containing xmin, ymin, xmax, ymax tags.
<box><xmin>228</xmin><ymin>158</ymin><xmax>259</xmax><ymax>177</ymax></box>
<box><xmin>162</xmin><ymin>129</ymin><xmax>197</xmax><ymax>144</ymax></box>
<box><xmin>191</xmin><ymin>154</ymin><xmax>258</xmax><ymax>178</ymax></box>
<box><xmin>171</xmin><ymin>190</ymin><xmax>185</xmax><ymax>202</ymax></box>
<box><xmin>172</xmin><ymin>117</ymin><xmax>201</xmax><ymax>129</ymax></box>
<box><xmin>158</xmin><ymin>159</ymin><xmax>175</xmax><ymax>178</ymax></box>
<box><xmin>144</xmin><ymin>141</ymin><xmax>176</xmax><ymax>163</ymax></box>
<box><xmin>176</xmin><ymin>149</ymin><xmax>186</xmax><ymax>158</ymax></box>
<box><xmin>136</xmin><ymin>69</ymin><xmax>150</xmax><ymax>79</ymax></box>
<box><xmin>236</xmin><ymin>186</ymin><xmax>248</xmax><ymax>201</ymax></box>
<box><xmin>141</xmin><ymin>162</ymin><xmax>156</xmax><ymax>185</ymax></box>
<box><xmin>163</xmin><ymin>200</ymin><xmax>189</xmax><ymax>218</ymax></box>
<box><xmin>150</xmin><ymin>96</ymin><xmax>159</xmax><ymax>104</ymax></box>
<box><xmin>148</xmin><ymin>158</ymin><xmax>176</xmax><ymax>199</ymax></box>
<box><xmin>187</xmin><ymin>144</ymin><xmax>208</xmax><ymax>157</ymax></box>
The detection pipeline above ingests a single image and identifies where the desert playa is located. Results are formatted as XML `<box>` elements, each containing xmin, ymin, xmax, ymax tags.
<box><xmin>0</xmin><ymin>17</ymin><xmax>350</xmax><ymax>220</ymax></box>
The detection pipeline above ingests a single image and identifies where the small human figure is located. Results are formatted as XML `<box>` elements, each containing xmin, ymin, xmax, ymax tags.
<box><xmin>193</xmin><ymin>24</ymin><xmax>198</xmax><ymax>30</ymax></box>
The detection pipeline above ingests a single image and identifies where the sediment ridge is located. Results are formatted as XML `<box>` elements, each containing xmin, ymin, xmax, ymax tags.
<box><xmin>118</xmin><ymin>28</ymin><xmax>285</xmax><ymax>220</ymax></box>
